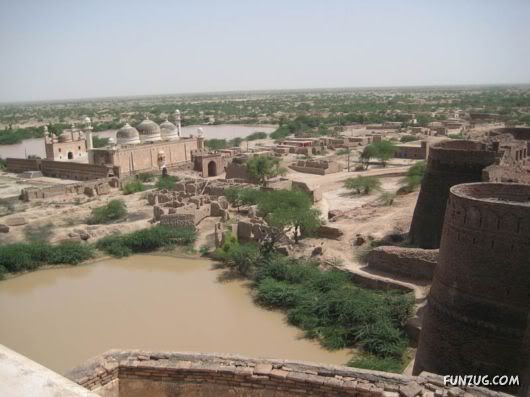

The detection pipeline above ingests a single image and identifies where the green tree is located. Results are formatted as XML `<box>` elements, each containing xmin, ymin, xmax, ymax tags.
<box><xmin>360</xmin><ymin>145</ymin><xmax>378</xmax><ymax>170</ymax></box>
<box><xmin>371</xmin><ymin>140</ymin><xmax>397</xmax><ymax>167</ymax></box>
<box><xmin>205</xmin><ymin>138</ymin><xmax>228</xmax><ymax>150</ymax></box>
<box><xmin>400</xmin><ymin>161</ymin><xmax>425</xmax><ymax>192</ymax></box>
<box><xmin>344</xmin><ymin>176</ymin><xmax>382</xmax><ymax>195</ymax></box>
<box><xmin>257</xmin><ymin>189</ymin><xmax>320</xmax><ymax>246</ymax></box>
<box><xmin>224</xmin><ymin>186</ymin><xmax>259</xmax><ymax>212</ymax></box>
<box><xmin>246</xmin><ymin>155</ymin><xmax>287</xmax><ymax>186</ymax></box>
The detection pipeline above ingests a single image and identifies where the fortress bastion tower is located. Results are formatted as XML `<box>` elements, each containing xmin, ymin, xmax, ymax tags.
<box><xmin>414</xmin><ymin>182</ymin><xmax>530</xmax><ymax>396</ymax></box>
<box><xmin>409</xmin><ymin>140</ymin><xmax>497</xmax><ymax>248</ymax></box>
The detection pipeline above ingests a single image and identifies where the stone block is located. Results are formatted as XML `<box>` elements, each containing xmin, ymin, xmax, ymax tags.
<box><xmin>5</xmin><ymin>217</ymin><xmax>27</xmax><ymax>226</ymax></box>
<box><xmin>0</xmin><ymin>224</ymin><xmax>10</xmax><ymax>233</ymax></box>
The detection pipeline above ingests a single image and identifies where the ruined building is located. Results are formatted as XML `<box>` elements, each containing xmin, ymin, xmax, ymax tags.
<box><xmin>409</xmin><ymin>140</ymin><xmax>497</xmax><ymax>248</ymax></box>
<box><xmin>414</xmin><ymin>182</ymin><xmax>530</xmax><ymax>396</ymax></box>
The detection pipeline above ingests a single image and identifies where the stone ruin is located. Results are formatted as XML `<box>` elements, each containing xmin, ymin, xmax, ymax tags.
<box><xmin>148</xmin><ymin>178</ymin><xmax>236</xmax><ymax>226</ymax></box>
<box><xmin>414</xmin><ymin>182</ymin><xmax>530</xmax><ymax>396</ymax></box>
<box><xmin>289</xmin><ymin>159</ymin><xmax>344</xmax><ymax>175</ymax></box>
<box><xmin>20</xmin><ymin>177</ymin><xmax>120</xmax><ymax>201</ymax></box>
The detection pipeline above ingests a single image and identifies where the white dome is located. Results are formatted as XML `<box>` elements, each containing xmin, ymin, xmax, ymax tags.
<box><xmin>160</xmin><ymin>119</ymin><xmax>179</xmax><ymax>140</ymax></box>
<box><xmin>136</xmin><ymin>118</ymin><xmax>161</xmax><ymax>142</ymax></box>
<box><xmin>116</xmin><ymin>123</ymin><xmax>141</xmax><ymax>145</ymax></box>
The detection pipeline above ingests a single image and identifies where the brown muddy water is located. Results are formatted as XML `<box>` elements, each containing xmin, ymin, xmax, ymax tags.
<box><xmin>0</xmin><ymin>256</ymin><xmax>351</xmax><ymax>373</ymax></box>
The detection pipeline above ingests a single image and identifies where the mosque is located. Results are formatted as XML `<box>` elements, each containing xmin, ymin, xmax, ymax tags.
<box><xmin>43</xmin><ymin>110</ymin><xmax>206</xmax><ymax>178</ymax></box>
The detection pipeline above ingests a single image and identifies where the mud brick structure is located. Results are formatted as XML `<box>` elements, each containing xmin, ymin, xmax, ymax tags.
<box><xmin>192</xmin><ymin>153</ymin><xmax>226</xmax><ymax>177</ymax></box>
<box><xmin>289</xmin><ymin>159</ymin><xmax>343</xmax><ymax>175</ymax></box>
<box><xmin>65</xmin><ymin>350</ymin><xmax>514</xmax><ymax>397</ymax></box>
<box><xmin>490</xmin><ymin>127</ymin><xmax>530</xmax><ymax>153</ymax></box>
<box><xmin>394</xmin><ymin>141</ymin><xmax>428</xmax><ymax>159</ymax></box>
<box><xmin>409</xmin><ymin>140</ymin><xmax>497</xmax><ymax>248</ymax></box>
<box><xmin>366</xmin><ymin>246</ymin><xmax>438</xmax><ymax>281</ymax></box>
<box><xmin>414</xmin><ymin>183</ymin><xmax>530</xmax><ymax>396</ymax></box>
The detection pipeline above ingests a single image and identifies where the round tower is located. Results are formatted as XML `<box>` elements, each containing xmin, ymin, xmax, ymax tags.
<box><xmin>414</xmin><ymin>182</ymin><xmax>530</xmax><ymax>395</ymax></box>
<box><xmin>409</xmin><ymin>140</ymin><xmax>497</xmax><ymax>248</ymax></box>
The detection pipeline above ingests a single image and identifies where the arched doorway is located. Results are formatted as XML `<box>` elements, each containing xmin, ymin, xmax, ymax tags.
<box><xmin>207</xmin><ymin>160</ymin><xmax>217</xmax><ymax>177</ymax></box>
<box><xmin>67</xmin><ymin>152</ymin><xmax>74</xmax><ymax>160</ymax></box>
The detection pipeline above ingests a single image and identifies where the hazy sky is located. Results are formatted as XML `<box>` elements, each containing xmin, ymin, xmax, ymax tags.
<box><xmin>1</xmin><ymin>0</ymin><xmax>529</xmax><ymax>102</ymax></box>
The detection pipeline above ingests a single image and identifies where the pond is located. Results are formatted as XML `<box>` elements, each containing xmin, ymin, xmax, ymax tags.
<box><xmin>0</xmin><ymin>255</ymin><xmax>350</xmax><ymax>373</ymax></box>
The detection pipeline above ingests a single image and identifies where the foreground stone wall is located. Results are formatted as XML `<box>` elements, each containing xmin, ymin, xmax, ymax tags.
<box><xmin>414</xmin><ymin>183</ymin><xmax>530</xmax><ymax>396</ymax></box>
<box><xmin>66</xmin><ymin>350</ymin><xmax>512</xmax><ymax>397</ymax></box>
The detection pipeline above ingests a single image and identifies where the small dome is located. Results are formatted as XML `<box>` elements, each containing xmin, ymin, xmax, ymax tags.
<box><xmin>136</xmin><ymin>118</ymin><xmax>161</xmax><ymax>142</ymax></box>
<box><xmin>116</xmin><ymin>123</ymin><xmax>140</xmax><ymax>145</ymax></box>
<box><xmin>160</xmin><ymin>119</ymin><xmax>179</xmax><ymax>140</ymax></box>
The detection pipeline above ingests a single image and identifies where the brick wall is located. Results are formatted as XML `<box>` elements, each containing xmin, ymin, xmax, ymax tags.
<box><xmin>66</xmin><ymin>350</ymin><xmax>513</xmax><ymax>397</ymax></box>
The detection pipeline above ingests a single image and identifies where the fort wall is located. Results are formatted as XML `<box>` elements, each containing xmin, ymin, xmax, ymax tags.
<box><xmin>414</xmin><ymin>183</ymin><xmax>530</xmax><ymax>396</ymax></box>
<box><xmin>6</xmin><ymin>157</ymin><xmax>113</xmax><ymax>180</ymax></box>
<box><xmin>66</xmin><ymin>350</ymin><xmax>513</xmax><ymax>397</ymax></box>
<box><xmin>408</xmin><ymin>140</ymin><xmax>497</xmax><ymax>248</ymax></box>
<box><xmin>366</xmin><ymin>246</ymin><xmax>438</xmax><ymax>281</ymax></box>
<box><xmin>491</xmin><ymin>127</ymin><xmax>530</xmax><ymax>152</ymax></box>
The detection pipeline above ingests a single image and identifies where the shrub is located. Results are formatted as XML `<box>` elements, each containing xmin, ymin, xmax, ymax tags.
<box><xmin>199</xmin><ymin>245</ymin><xmax>209</xmax><ymax>256</ymax></box>
<box><xmin>344</xmin><ymin>176</ymin><xmax>381</xmax><ymax>195</ymax></box>
<box><xmin>87</xmin><ymin>200</ymin><xmax>127</xmax><ymax>224</ymax></box>
<box><xmin>253</xmin><ymin>256</ymin><xmax>414</xmax><ymax>359</ymax></box>
<box><xmin>0</xmin><ymin>265</ymin><xmax>6</xmax><ymax>280</ymax></box>
<box><xmin>246</xmin><ymin>131</ymin><xmax>268</xmax><ymax>141</ymax></box>
<box><xmin>399</xmin><ymin>135</ymin><xmax>418</xmax><ymax>143</ymax></box>
<box><xmin>348</xmin><ymin>353</ymin><xmax>404</xmax><ymax>373</ymax></box>
<box><xmin>122</xmin><ymin>181</ymin><xmax>145</xmax><ymax>195</ymax></box>
<box><xmin>156</xmin><ymin>175</ymin><xmax>179</xmax><ymax>190</ymax></box>
<box><xmin>47</xmin><ymin>241</ymin><xmax>95</xmax><ymax>265</ymax></box>
<box><xmin>400</xmin><ymin>161</ymin><xmax>426</xmax><ymax>193</ymax></box>
<box><xmin>96</xmin><ymin>225</ymin><xmax>196</xmax><ymax>257</ymax></box>
<box><xmin>136</xmin><ymin>172</ymin><xmax>155</xmax><ymax>182</ymax></box>
<box><xmin>0</xmin><ymin>241</ymin><xmax>95</xmax><ymax>273</ymax></box>
<box><xmin>378</xmin><ymin>192</ymin><xmax>396</xmax><ymax>206</ymax></box>
<box><xmin>448</xmin><ymin>132</ymin><xmax>464</xmax><ymax>139</ymax></box>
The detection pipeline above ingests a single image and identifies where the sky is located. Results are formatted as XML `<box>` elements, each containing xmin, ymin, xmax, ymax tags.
<box><xmin>0</xmin><ymin>0</ymin><xmax>529</xmax><ymax>102</ymax></box>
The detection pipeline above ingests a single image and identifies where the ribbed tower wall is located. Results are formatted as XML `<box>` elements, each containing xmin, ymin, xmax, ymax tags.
<box><xmin>414</xmin><ymin>183</ymin><xmax>530</xmax><ymax>396</ymax></box>
<box><xmin>409</xmin><ymin>140</ymin><xmax>497</xmax><ymax>248</ymax></box>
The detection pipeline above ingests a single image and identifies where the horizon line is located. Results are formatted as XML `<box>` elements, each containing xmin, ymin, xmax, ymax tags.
<box><xmin>2</xmin><ymin>82</ymin><xmax>530</xmax><ymax>106</ymax></box>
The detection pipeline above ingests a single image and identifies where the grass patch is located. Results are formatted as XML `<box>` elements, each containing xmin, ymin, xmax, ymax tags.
<box><xmin>156</xmin><ymin>175</ymin><xmax>179</xmax><ymax>190</ymax></box>
<box><xmin>122</xmin><ymin>181</ymin><xmax>145</xmax><ymax>195</ymax></box>
<box><xmin>348</xmin><ymin>353</ymin><xmax>405</xmax><ymax>373</ymax></box>
<box><xmin>96</xmin><ymin>225</ymin><xmax>196</xmax><ymax>257</ymax></box>
<box><xmin>0</xmin><ymin>241</ymin><xmax>95</xmax><ymax>273</ymax></box>
<box><xmin>87</xmin><ymin>200</ymin><xmax>127</xmax><ymax>224</ymax></box>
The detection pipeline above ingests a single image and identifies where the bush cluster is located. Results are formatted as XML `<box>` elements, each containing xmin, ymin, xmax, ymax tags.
<box><xmin>87</xmin><ymin>200</ymin><xmax>127</xmax><ymax>224</ymax></box>
<box><xmin>96</xmin><ymin>225</ymin><xmax>196</xmax><ymax>257</ymax></box>
<box><xmin>156</xmin><ymin>175</ymin><xmax>179</xmax><ymax>190</ymax></box>
<box><xmin>122</xmin><ymin>181</ymin><xmax>145</xmax><ymax>195</ymax></box>
<box><xmin>245</xmin><ymin>131</ymin><xmax>268</xmax><ymax>141</ymax></box>
<box><xmin>216</xmin><ymin>243</ymin><xmax>414</xmax><ymax>371</ymax></box>
<box><xmin>0</xmin><ymin>241</ymin><xmax>95</xmax><ymax>274</ymax></box>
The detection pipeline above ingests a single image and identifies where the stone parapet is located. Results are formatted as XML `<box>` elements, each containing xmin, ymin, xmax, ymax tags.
<box><xmin>65</xmin><ymin>350</ymin><xmax>514</xmax><ymax>397</ymax></box>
